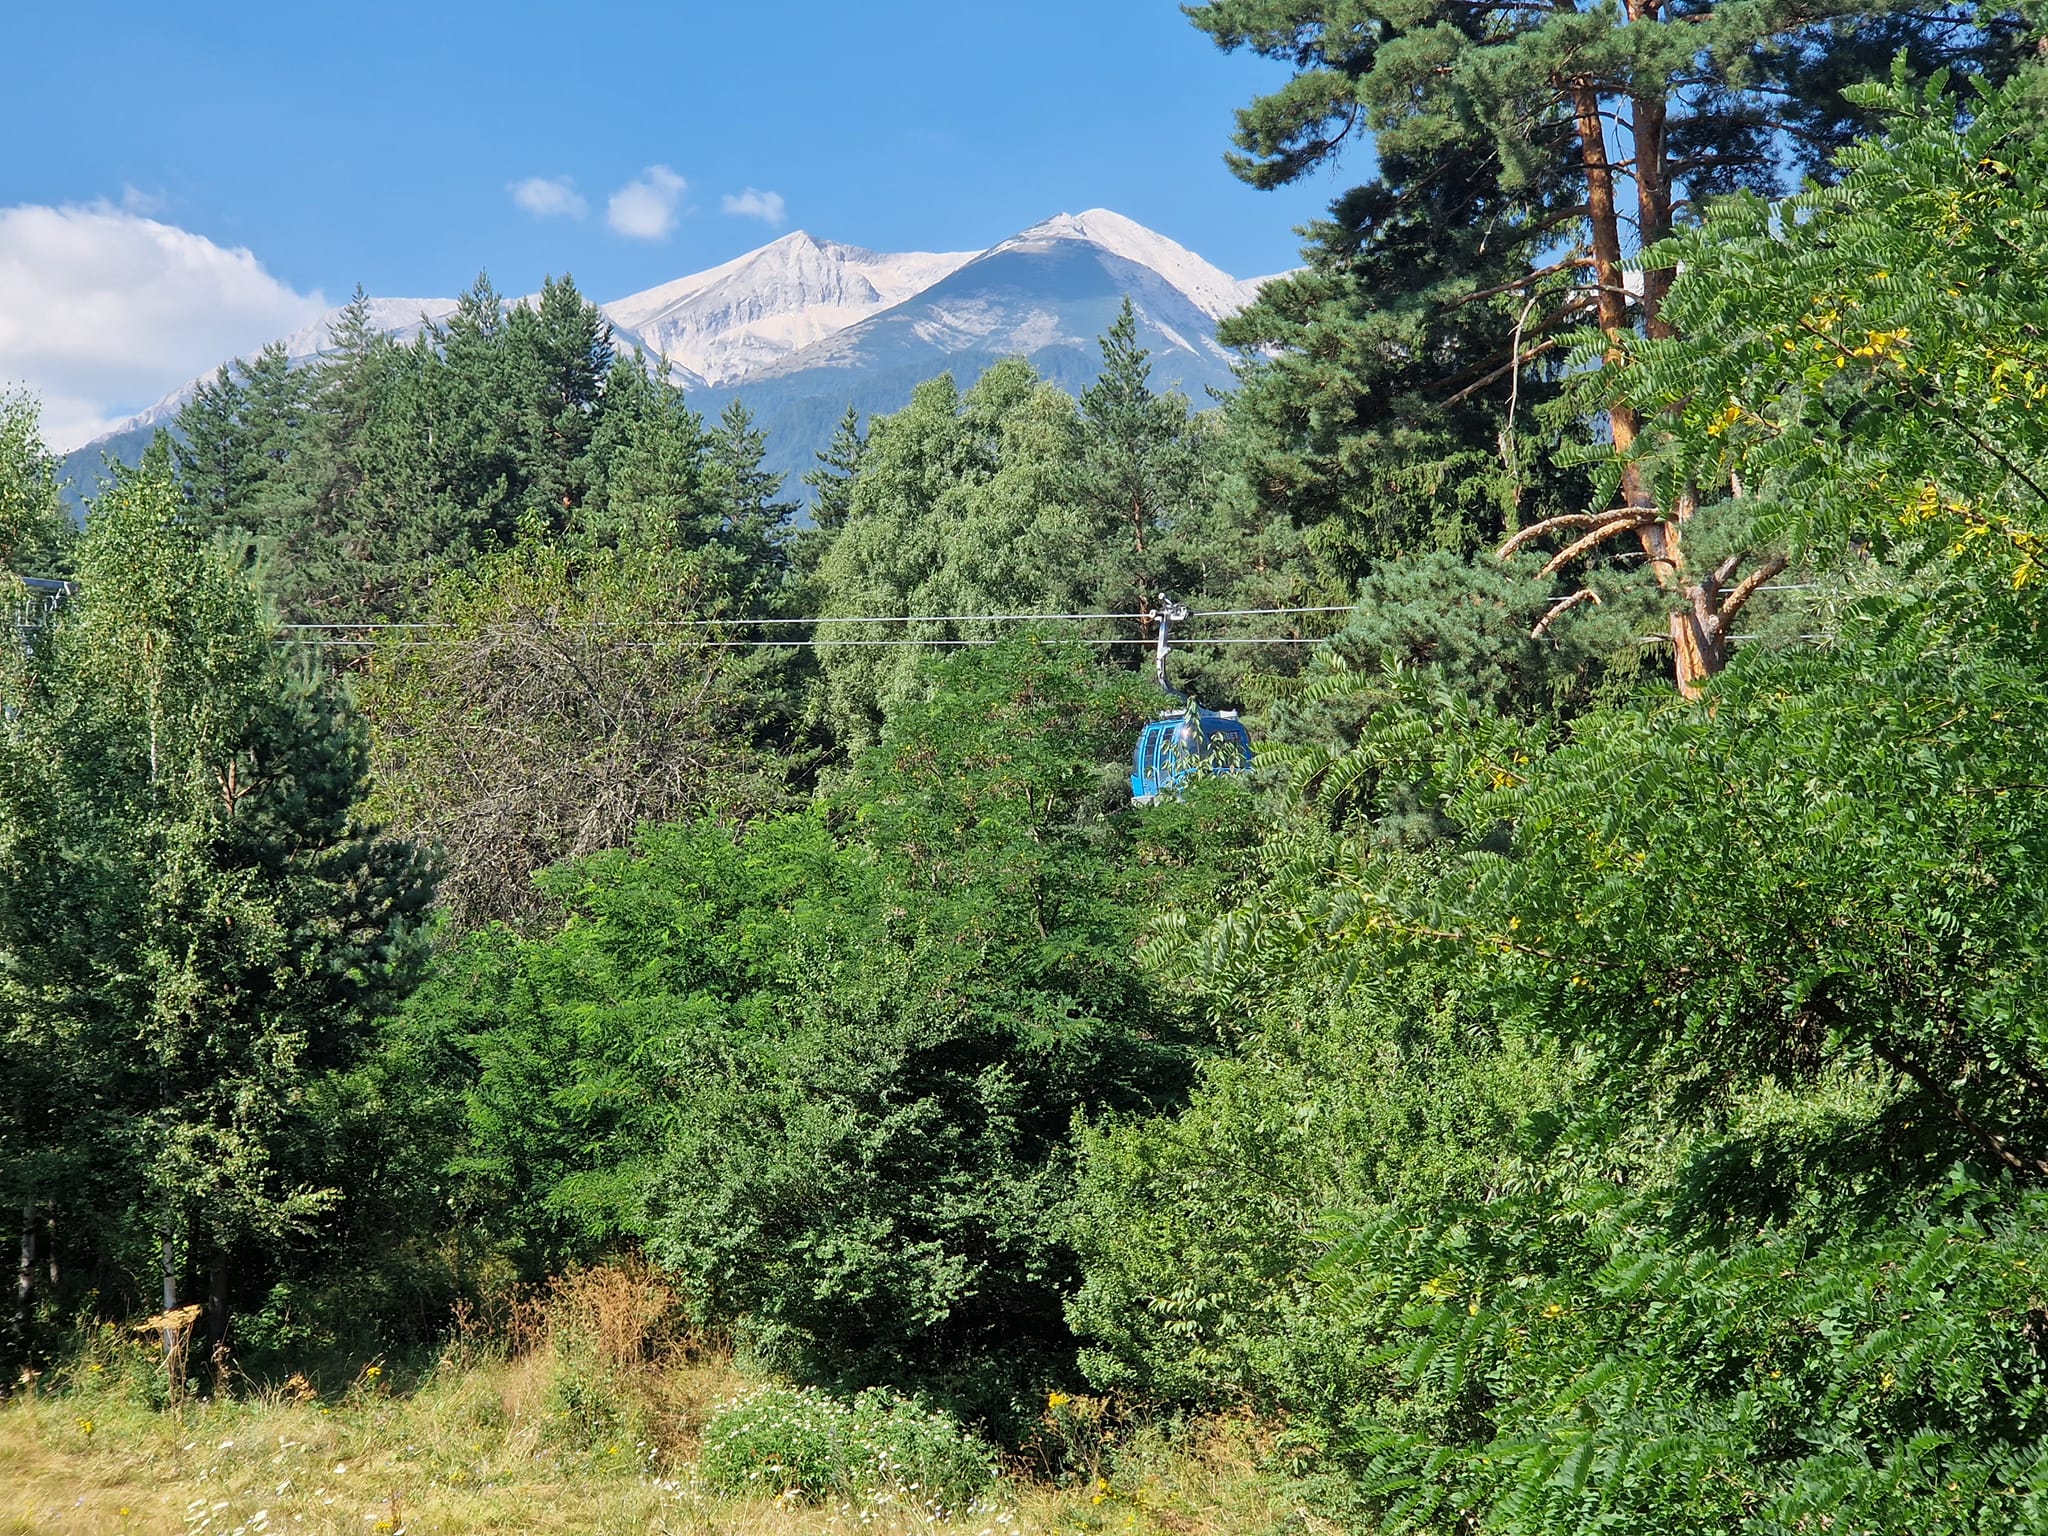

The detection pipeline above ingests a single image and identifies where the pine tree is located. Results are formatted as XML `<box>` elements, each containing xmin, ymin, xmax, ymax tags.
<box><xmin>172</xmin><ymin>366</ymin><xmax>252</xmax><ymax>532</ymax></box>
<box><xmin>705</xmin><ymin>399</ymin><xmax>796</xmax><ymax>598</ymax></box>
<box><xmin>582</xmin><ymin>354</ymin><xmax>717</xmax><ymax>553</ymax></box>
<box><xmin>1191</xmin><ymin>0</ymin><xmax>2026</xmax><ymax>689</ymax></box>
<box><xmin>794</xmin><ymin>404</ymin><xmax>865</xmax><ymax>577</ymax></box>
<box><xmin>1074</xmin><ymin>298</ymin><xmax>1202</xmax><ymax>631</ymax></box>
<box><xmin>502</xmin><ymin>275</ymin><xmax>616</xmax><ymax>534</ymax></box>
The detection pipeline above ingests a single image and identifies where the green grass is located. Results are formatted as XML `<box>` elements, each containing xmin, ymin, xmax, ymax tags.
<box><xmin>1</xmin><ymin>1273</ymin><xmax>1307</xmax><ymax>1536</ymax></box>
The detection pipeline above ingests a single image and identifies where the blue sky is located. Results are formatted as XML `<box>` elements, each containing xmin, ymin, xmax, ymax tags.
<box><xmin>1</xmin><ymin>1</ymin><xmax>1349</xmax><ymax>446</ymax></box>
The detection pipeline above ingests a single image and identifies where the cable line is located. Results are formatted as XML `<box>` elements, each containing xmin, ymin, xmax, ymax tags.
<box><xmin>276</xmin><ymin>602</ymin><xmax>1356</xmax><ymax>633</ymax></box>
<box><xmin>297</xmin><ymin>634</ymin><xmax>1332</xmax><ymax>651</ymax></box>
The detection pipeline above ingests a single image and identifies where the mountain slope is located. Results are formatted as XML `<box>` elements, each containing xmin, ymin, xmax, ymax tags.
<box><xmin>696</xmin><ymin>210</ymin><xmax>1256</xmax><ymax>485</ymax></box>
<box><xmin>603</xmin><ymin>231</ymin><xmax>973</xmax><ymax>387</ymax></box>
<box><xmin>59</xmin><ymin>210</ymin><xmax>1266</xmax><ymax>509</ymax></box>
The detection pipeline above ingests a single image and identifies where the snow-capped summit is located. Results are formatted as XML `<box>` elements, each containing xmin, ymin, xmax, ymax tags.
<box><xmin>603</xmin><ymin>231</ymin><xmax>974</xmax><ymax>387</ymax></box>
<box><xmin>63</xmin><ymin>210</ymin><xmax>1278</xmax><ymax>503</ymax></box>
<box><xmin>990</xmin><ymin>209</ymin><xmax>1263</xmax><ymax>324</ymax></box>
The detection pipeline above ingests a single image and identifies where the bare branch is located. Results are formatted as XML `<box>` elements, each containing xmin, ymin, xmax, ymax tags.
<box><xmin>1446</xmin><ymin>254</ymin><xmax>1592</xmax><ymax>311</ymax></box>
<box><xmin>1716</xmin><ymin>553</ymin><xmax>1788</xmax><ymax>627</ymax></box>
<box><xmin>1538</xmin><ymin>511</ymin><xmax>1661</xmax><ymax>578</ymax></box>
<box><xmin>1531</xmin><ymin>587</ymin><xmax>1601</xmax><ymax>639</ymax></box>
<box><xmin>1441</xmin><ymin>336</ymin><xmax>1567</xmax><ymax>406</ymax></box>
<box><xmin>1499</xmin><ymin>508</ymin><xmax>1648</xmax><ymax>559</ymax></box>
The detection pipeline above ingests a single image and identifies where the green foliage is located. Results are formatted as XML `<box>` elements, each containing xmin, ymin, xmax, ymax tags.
<box><xmin>649</xmin><ymin>642</ymin><xmax>1243</xmax><ymax>1415</ymax></box>
<box><xmin>163</xmin><ymin>273</ymin><xmax>741</xmax><ymax>626</ymax></box>
<box><xmin>810</xmin><ymin>348</ymin><xmax>1323</xmax><ymax>750</ymax></box>
<box><xmin>0</xmin><ymin>463</ymin><xmax>434</xmax><ymax>1360</ymax></box>
<box><xmin>799</xmin><ymin>404</ymin><xmax>865</xmax><ymax>549</ymax></box>
<box><xmin>0</xmin><ymin>390</ymin><xmax>73</xmax><ymax>577</ymax></box>
<box><xmin>1069</xmin><ymin>958</ymin><xmax>1569</xmax><ymax>1408</ymax></box>
<box><xmin>1214</xmin><ymin>176</ymin><xmax>1587</xmax><ymax>583</ymax></box>
<box><xmin>688</xmin><ymin>1383</ymin><xmax>1004</xmax><ymax>1510</ymax></box>
<box><xmin>392</xmin><ymin>638</ymin><xmax>1259</xmax><ymax>1420</ymax></box>
<box><xmin>1614</xmin><ymin>64</ymin><xmax>2048</xmax><ymax>621</ymax></box>
<box><xmin>391</xmin><ymin>811</ymin><xmax>855</xmax><ymax>1275</ymax></box>
<box><xmin>1190</xmin><ymin>0</ymin><xmax>2023</xmax><ymax>667</ymax></box>
<box><xmin>1071</xmin><ymin>560</ymin><xmax>2048</xmax><ymax>1521</ymax></box>
<box><xmin>1312</xmin><ymin>1177</ymin><xmax>2048</xmax><ymax>1534</ymax></box>
<box><xmin>813</xmin><ymin>364</ymin><xmax>1094</xmax><ymax>746</ymax></box>
<box><xmin>1261</xmin><ymin>549</ymin><xmax>1649</xmax><ymax>811</ymax></box>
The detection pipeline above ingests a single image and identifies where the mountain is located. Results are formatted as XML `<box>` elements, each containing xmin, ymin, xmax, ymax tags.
<box><xmin>693</xmin><ymin>210</ymin><xmax>1260</xmax><ymax>484</ymax></box>
<box><xmin>602</xmin><ymin>231</ymin><xmax>975</xmax><ymax>389</ymax></box>
<box><xmin>59</xmin><ymin>296</ymin><xmax>459</xmax><ymax>510</ymax></box>
<box><xmin>60</xmin><ymin>210</ymin><xmax>1268</xmax><ymax>508</ymax></box>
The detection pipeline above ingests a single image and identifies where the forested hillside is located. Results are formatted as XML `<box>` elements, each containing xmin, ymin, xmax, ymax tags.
<box><xmin>5</xmin><ymin>2</ymin><xmax>2048</xmax><ymax>1531</ymax></box>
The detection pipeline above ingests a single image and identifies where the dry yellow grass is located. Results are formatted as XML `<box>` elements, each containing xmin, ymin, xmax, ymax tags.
<box><xmin>0</xmin><ymin>1358</ymin><xmax>1300</xmax><ymax>1536</ymax></box>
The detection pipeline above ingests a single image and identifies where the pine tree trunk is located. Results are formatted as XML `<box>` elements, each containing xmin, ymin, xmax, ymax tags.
<box><xmin>1572</xmin><ymin>82</ymin><xmax>1681</xmax><ymax>576</ymax></box>
<box><xmin>1628</xmin><ymin>0</ymin><xmax>1678</xmax><ymax>340</ymax></box>
<box><xmin>1575</xmin><ymin>72</ymin><xmax>1739</xmax><ymax>697</ymax></box>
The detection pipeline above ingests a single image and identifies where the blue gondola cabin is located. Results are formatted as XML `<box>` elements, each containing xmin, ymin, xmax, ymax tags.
<box><xmin>1130</xmin><ymin>708</ymin><xmax>1254</xmax><ymax>805</ymax></box>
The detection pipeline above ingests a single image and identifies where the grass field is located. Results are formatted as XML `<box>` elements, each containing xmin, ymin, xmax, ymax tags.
<box><xmin>1</xmin><ymin>1271</ymin><xmax>1308</xmax><ymax>1536</ymax></box>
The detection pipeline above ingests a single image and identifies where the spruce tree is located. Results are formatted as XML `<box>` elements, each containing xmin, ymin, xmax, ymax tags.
<box><xmin>705</xmin><ymin>399</ymin><xmax>797</xmax><ymax>598</ymax></box>
<box><xmin>172</xmin><ymin>366</ymin><xmax>252</xmax><ymax>532</ymax></box>
<box><xmin>795</xmin><ymin>403</ymin><xmax>865</xmax><ymax>577</ymax></box>
<box><xmin>1074</xmin><ymin>298</ymin><xmax>1202</xmax><ymax>631</ymax></box>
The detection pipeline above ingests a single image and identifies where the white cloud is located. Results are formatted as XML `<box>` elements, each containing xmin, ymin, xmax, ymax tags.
<box><xmin>721</xmin><ymin>188</ymin><xmax>787</xmax><ymax>227</ymax></box>
<box><xmin>606</xmin><ymin>165</ymin><xmax>686</xmax><ymax>241</ymax></box>
<box><xmin>0</xmin><ymin>203</ymin><xmax>325</xmax><ymax>451</ymax></box>
<box><xmin>510</xmin><ymin>175</ymin><xmax>587</xmax><ymax>220</ymax></box>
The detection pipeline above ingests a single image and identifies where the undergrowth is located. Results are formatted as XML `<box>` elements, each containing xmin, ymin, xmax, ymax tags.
<box><xmin>1</xmin><ymin>1265</ymin><xmax>1301</xmax><ymax>1536</ymax></box>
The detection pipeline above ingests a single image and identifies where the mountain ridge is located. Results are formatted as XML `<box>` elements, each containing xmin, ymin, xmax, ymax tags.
<box><xmin>62</xmin><ymin>209</ymin><xmax>1271</xmax><ymax>503</ymax></box>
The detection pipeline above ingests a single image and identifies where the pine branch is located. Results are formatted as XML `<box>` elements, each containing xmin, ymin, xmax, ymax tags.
<box><xmin>1714</xmin><ymin>554</ymin><xmax>1786</xmax><ymax>628</ymax></box>
<box><xmin>1499</xmin><ymin>510</ymin><xmax>1645</xmax><ymax>559</ymax></box>
<box><xmin>1531</xmin><ymin>587</ymin><xmax>1601</xmax><ymax>639</ymax></box>
<box><xmin>1446</xmin><ymin>255</ymin><xmax>1592</xmax><ymax>311</ymax></box>
<box><xmin>1440</xmin><ymin>336</ymin><xmax>1570</xmax><ymax>406</ymax></box>
<box><xmin>1538</xmin><ymin>511</ymin><xmax>1661</xmax><ymax>578</ymax></box>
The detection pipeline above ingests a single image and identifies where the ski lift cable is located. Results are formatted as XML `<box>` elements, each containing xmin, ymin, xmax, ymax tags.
<box><xmin>292</xmin><ymin>634</ymin><xmax>1332</xmax><ymax>651</ymax></box>
<box><xmin>274</xmin><ymin>603</ymin><xmax>1360</xmax><ymax>633</ymax></box>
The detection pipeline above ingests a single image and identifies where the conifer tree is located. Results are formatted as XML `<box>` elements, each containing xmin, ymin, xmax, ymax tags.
<box><xmin>172</xmin><ymin>366</ymin><xmax>252</xmax><ymax>531</ymax></box>
<box><xmin>1074</xmin><ymin>298</ymin><xmax>1202</xmax><ymax>633</ymax></box>
<box><xmin>705</xmin><ymin>399</ymin><xmax>797</xmax><ymax>601</ymax></box>
<box><xmin>583</xmin><ymin>355</ymin><xmax>717</xmax><ymax>552</ymax></box>
<box><xmin>502</xmin><ymin>276</ymin><xmax>616</xmax><ymax>533</ymax></box>
<box><xmin>795</xmin><ymin>404</ymin><xmax>865</xmax><ymax>577</ymax></box>
<box><xmin>1192</xmin><ymin>0</ymin><xmax>2025</xmax><ymax>688</ymax></box>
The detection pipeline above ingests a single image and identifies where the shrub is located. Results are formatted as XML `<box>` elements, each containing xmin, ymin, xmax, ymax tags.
<box><xmin>697</xmin><ymin>1383</ymin><xmax>1001</xmax><ymax>1512</ymax></box>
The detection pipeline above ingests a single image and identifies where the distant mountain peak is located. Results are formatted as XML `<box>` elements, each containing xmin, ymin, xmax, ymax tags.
<box><xmin>995</xmin><ymin>209</ymin><xmax>1261</xmax><ymax>323</ymax></box>
<box><xmin>65</xmin><ymin>209</ymin><xmax>1276</xmax><ymax>506</ymax></box>
<box><xmin>603</xmin><ymin>232</ymin><xmax>976</xmax><ymax>387</ymax></box>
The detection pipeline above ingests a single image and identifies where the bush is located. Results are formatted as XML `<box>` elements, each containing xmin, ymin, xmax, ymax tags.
<box><xmin>697</xmin><ymin>1383</ymin><xmax>1001</xmax><ymax>1512</ymax></box>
